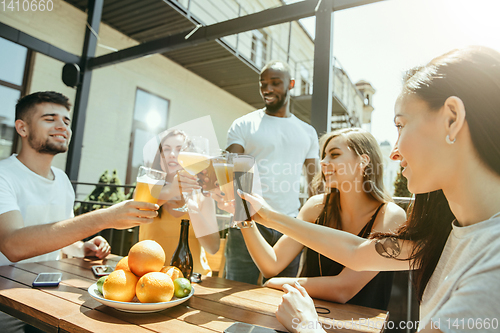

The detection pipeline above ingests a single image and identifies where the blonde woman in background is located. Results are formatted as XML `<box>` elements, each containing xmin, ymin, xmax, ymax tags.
<box><xmin>139</xmin><ymin>130</ymin><xmax>219</xmax><ymax>276</ymax></box>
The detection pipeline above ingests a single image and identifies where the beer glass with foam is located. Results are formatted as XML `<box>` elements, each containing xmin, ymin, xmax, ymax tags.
<box><xmin>174</xmin><ymin>136</ymin><xmax>210</xmax><ymax>212</ymax></box>
<box><xmin>134</xmin><ymin>166</ymin><xmax>167</xmax><ymax>204</ymax></box>
<box><xmin>232</xmin><ymin>155</ymin><xmax>255</xmax><ymax>222</ymax></box>
<box><xmin>212</xmin><ymin>153</ymin><xmax>236</xmax><ymax>204</ymax></box>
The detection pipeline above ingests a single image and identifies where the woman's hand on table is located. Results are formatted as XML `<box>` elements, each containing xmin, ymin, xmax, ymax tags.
<box><xmin>83</xmin><ymin>236</ymin><xmax>111</xmax><ymax>259</ymax></box>
<box><xmin>276</xmin><ymin>282</ymin><xmax>325</xmax><ymax>333</ymax></box>
<box><xmin>264</xmin><ymin>277</ymin><xmax>300</xmax><ymax>291</ymax></box>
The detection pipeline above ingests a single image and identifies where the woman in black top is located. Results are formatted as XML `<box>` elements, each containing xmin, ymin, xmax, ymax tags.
<box><xmin>238</xmin><ymin>128</ymin><xmax>406</xmax><ymax>309</ymax></box>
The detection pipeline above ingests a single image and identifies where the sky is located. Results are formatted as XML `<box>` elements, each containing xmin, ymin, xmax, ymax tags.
<box><xmin>294</xmin><ymin>0</ymin><xmax>500</xmax><ymax>146</ymax></box>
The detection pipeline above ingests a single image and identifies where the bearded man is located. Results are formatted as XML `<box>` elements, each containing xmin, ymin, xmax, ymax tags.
<box><xmin>223</xmin><ymin>61</ymin><xmax>319</xmax><ymax>284</ymax></box>
<box><xmin>0</xmin><ymin>91</ymin><xmax>158</xmax><ymax>332</ymax></box>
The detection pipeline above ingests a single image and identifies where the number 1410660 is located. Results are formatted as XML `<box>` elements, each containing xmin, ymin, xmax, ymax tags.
<box><xmin>1</xmin><ymin>0</ymin><xmax>54</xmax><ymax>12</ymax></box>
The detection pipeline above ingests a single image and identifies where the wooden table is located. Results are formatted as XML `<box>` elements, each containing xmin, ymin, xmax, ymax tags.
<box><xmin>0</xmin><ymin>256</ymin><xmax>388</xmax><ymax>332</ymax></box>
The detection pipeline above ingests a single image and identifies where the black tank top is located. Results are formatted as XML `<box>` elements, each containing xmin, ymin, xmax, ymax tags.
<box><xmin>300</xmin><ymin>201</ymin><xmax>394</xmax><ymax>310</ymax></box>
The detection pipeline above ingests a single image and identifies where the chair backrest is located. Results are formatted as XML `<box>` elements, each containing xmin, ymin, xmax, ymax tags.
<box><xmin>206</xmin><ymin>237</ymin><xmax>227</xmax><ymax>277</ymax></box>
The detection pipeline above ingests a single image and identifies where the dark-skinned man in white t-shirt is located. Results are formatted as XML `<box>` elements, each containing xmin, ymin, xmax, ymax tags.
<box><xmin>223</xmin><ymin>61</ymin><xmax>319</xmax><ymax>285</ymax></box>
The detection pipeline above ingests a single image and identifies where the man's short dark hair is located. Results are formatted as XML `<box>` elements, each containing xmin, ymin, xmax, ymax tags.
<box><xmin>15</xmin><ymin>91</ymin><xmax>71</xmax><ymax>122</ymax></box>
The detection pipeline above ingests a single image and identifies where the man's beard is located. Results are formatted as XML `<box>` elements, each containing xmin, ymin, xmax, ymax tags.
<box><xmin>265</xmin><ymin>98</ymin><xmax>285</xmax><ymax>114</ymax></box>
<box><xmin>28</xmin><ymin>135</ymin><xmax>68</xmax><ymax>155</ymax></box>
<box><xmin>265</xmin><ymin>92</ymin><xmax>288</xmax><ymax>114</ymax></box>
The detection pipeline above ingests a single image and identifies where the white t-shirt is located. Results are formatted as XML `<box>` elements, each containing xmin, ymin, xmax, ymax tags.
<box><xmin>227</xmin><ymin>109</ymin><xmax>319</xmax><ymax>216</ymax></box>
<box><xmin>419</xmin><ymin>217</ymin><xmax>500</xmax><ymax>332</ymax></box>
<box><xmin>0</xmin><ymin>155</ymin><xmax>75</xmax><ymax>266</ymax></box>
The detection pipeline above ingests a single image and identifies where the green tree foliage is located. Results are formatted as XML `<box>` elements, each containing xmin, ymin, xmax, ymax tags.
<box><xmin>393</xmin><ymin>165</ymin><xmax>412</xmax><ymax>198</ymax></box>
<box><xmin>74</xmin><ymin>170</ymin><xmax>131</xmax><ymax>215</ymax></box>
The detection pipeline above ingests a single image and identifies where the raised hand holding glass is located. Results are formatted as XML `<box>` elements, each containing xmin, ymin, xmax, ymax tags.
<box><xmin>173</xmin><ymin>136</ymin><xmax>210</xmax><ymax>212</ymax></box>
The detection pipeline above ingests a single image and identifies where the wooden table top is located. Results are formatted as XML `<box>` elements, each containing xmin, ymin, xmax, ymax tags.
<box><xmin>0</xmin><ymin>256</ymin><xmax>388</xmax><ymax>332</ymax></box>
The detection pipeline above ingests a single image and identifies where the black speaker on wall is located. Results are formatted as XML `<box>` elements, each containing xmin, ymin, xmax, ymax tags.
<box><xmin>62</xmin><ymin>63</ymin><xmax>80</xmax><ymax>88</ymax></box>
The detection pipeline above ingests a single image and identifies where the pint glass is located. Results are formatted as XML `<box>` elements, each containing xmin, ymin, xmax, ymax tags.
<box><xmin>212</xmin><ymin>154</ymin><xmax>236</xmax><ymax>203</ymax></box>
<box><xmin>134</xmin><ymin>166</ymin><xmax>167</xmax><ymax>205</ymax></box>
<box><xmin>232</xmin><ymin>155</ymin><xmax>255</xmax><ymax>222</ymax></box>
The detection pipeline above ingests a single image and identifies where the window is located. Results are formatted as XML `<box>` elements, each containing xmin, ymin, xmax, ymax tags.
<box><xmin>126</xmin><ymin>89</ymin><xmax>170</xmax><ymax>185</ymax></box>
<box><xmin>299</xmin><ymin>65</ymin><xmax>311</xmax><ymax>95</ymax></box>
<box><xmin>251</xmin><ymin>30</ymin><xmax>268</xmax><ymax>68</ymax></box>
<box><xmin>0</xmin><ymin>37</ymin><xmax>31</xmax><ymax>160</ymax></box>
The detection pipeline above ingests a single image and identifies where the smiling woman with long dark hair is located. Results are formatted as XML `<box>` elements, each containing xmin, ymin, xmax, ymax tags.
<box><xmin>240</xmin><ymin>46</ymin><xmax>500</xmax><ymax>333</ymax></box>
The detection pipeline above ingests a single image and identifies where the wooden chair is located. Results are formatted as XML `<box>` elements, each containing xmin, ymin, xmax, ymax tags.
<box><xmin>206</xmin><ymin>237</ymin><xmax>227</xmax><ymax>277</ymax></box>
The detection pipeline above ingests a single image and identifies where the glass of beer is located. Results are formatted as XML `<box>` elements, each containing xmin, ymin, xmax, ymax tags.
<box><xmin>134</xmin><ymin>166</ymin><xmax>167</xmax><ymax>205</ymax></box>
<box><xmin>212</xmin><ymin>153</ymin><xmax>236</xmax><ymax>205</ymax></box>
<box><xmin>232</xmin><ymin>155</ymin><xmax>255</xmax><ymax>222</ymax></box>
<box><xmin>174</xmin><ymin>136</ymin><xmax>210</xmax><ymax>212</ymax></box>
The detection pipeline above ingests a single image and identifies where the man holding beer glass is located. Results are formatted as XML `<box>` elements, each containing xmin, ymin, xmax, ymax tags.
<box><xmin>0</xmin><ymin>92</ymin><xmax>159</xmax><ymax>267</ymax></box>
<box><xmin>211</xmin><ymin>153</ymin><xmax>256</xmax><ymax>226</ymax></box>
<box><xmin>222</xmin><ymin>61</ymin><xmax>319</xmax><ymax>285</ymax></box>
<box><xmin>134</xmin><ymin>166</ymin><xmax>167</xmax><ymax>205</ymax></box>
<box><xmin>0</xmin><ymin>92</ymin><xmax>159</xmax><ymax>332</ymax></box>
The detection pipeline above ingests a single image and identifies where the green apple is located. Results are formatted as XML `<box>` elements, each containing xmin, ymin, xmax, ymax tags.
<box><xmin>173</xmin><ymin>278</ymin><xmax>192</xmax><ymax>298</ymax></box>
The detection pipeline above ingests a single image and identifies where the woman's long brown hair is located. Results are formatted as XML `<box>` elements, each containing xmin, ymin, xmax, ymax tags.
<box><xmin>391</xmin><ymin>46</ymin><xmax>500</xmax><ymax>301</ymax></box>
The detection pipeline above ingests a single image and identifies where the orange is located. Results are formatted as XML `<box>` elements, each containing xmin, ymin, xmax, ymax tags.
<box><xmin>102</xmin><ymin>269</ymin><xmax>138</xmax><ymax>302</ymax></box>
<box><xmin>136</xmin><ymin>272</ymin><xmax>174</xmax><ymax>303</ymax></box>
<box><xmin>128</xmin><ymin>240</ymin><xmax>166</xmax><ymax>277</ymax></box>
<box><xmin>115</xmin><ymin>256</ymin><xmax>130</xmax><ymax>272</ymax></box>
<box><xmin>160</xmin><ymin>266</ymin><xmax>184</xmax><ymax>281</ymax></box>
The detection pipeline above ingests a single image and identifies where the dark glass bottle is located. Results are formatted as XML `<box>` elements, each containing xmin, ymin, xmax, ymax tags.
<box><xmin>170</xmin><ymin>219</ymin><xmax>193</xmax><ymax>279</ymax></box>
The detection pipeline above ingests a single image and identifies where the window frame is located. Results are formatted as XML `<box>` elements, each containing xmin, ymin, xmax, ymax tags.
<box><xmin>0</xmin><ymin>38</ymin><xmax>34</xmax><ymax>157</ymax></box>
<box><xmin>125</xmin><ymin>88</ymin><xmax>170</xmax><ymax>186</ymax></box>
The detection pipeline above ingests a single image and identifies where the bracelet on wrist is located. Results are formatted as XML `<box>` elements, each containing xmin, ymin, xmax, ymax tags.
<box><xmin>234</xmin><ymin>220</ymin><xmax>255</xmax><ymax>229</ymax></box>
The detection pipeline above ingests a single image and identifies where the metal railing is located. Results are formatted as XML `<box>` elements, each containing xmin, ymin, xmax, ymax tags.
<box><xmin>72</xmin><ymin>180</ymin><xmax>234</xmax><ymax>255</ymax></box>
<box><xmin>73</xmin><ymin>181</ymin><xmax>136</xmax><ymax>256</ymax></box>
<box><xmin>293</xmin><ymin>57</ymin><xmax>366</xmax><ymax>125</ymax></box>
<box><xmin>173</xmin><ymin>0</ymin><xmax>365</xmax><ymax>126</ymax></box>
<box><xmin>184</xmin><ymin>0</ymin><xmax>294</xmax><ymax>70</ymax></box>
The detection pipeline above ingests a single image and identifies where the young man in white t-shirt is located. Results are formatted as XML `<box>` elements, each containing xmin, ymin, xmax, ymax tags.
<box><xmin>224</xmin><ymin>61</ymin><xmax>319</xmax><ymax>284</ymax></box>
<box><xmin>0</xmin><ymin>92</ymin><xmax>159</xmax><ymax>332</ymax></box>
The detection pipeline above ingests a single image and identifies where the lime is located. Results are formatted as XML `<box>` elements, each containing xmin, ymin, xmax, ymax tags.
<box><xmin>173</xmin><ymin>278</ymin><xmax>192</xmax><ymax>298</ymax></box>
<box><xmin>96</xmin><ymin>275</ymin><xmax>108</xmax><ymax>295</ymax></box>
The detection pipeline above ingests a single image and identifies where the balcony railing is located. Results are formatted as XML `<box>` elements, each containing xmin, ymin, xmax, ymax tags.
<box><xmin>293</xmin><ymin>57</ymin><xmax>366</xmax><ymax>122</ymax></box>
<box><xmin>73</xmin><ymin>181</ymin><xmax>233</xmax><ymax>256</ymax></box>
<box><xmin>175</xmin><ymin>0</ymin><xmax>363</xmax><ymax>120</ymax></box>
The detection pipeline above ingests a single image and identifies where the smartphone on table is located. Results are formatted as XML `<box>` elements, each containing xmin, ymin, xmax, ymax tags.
<box><xmin>224</xmin><ymin>322</ymin><xmax>287</xmax><ymax>333</ymax></box>
<box><xmin>32</xmin><ymin>272</ymin><xmax>62</xmax><ymax>287</ymax></box>
<box><xmin>91</xmin><ymin>265</ymin><xmax>114</xmax><ymax>277</ymax></box>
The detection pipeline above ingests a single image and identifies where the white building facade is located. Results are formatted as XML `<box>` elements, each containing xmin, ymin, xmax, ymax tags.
<box><xmin>1</xmin><ymin>0</ymin><xmax>375</xmax><ymax>199</ymax></box>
